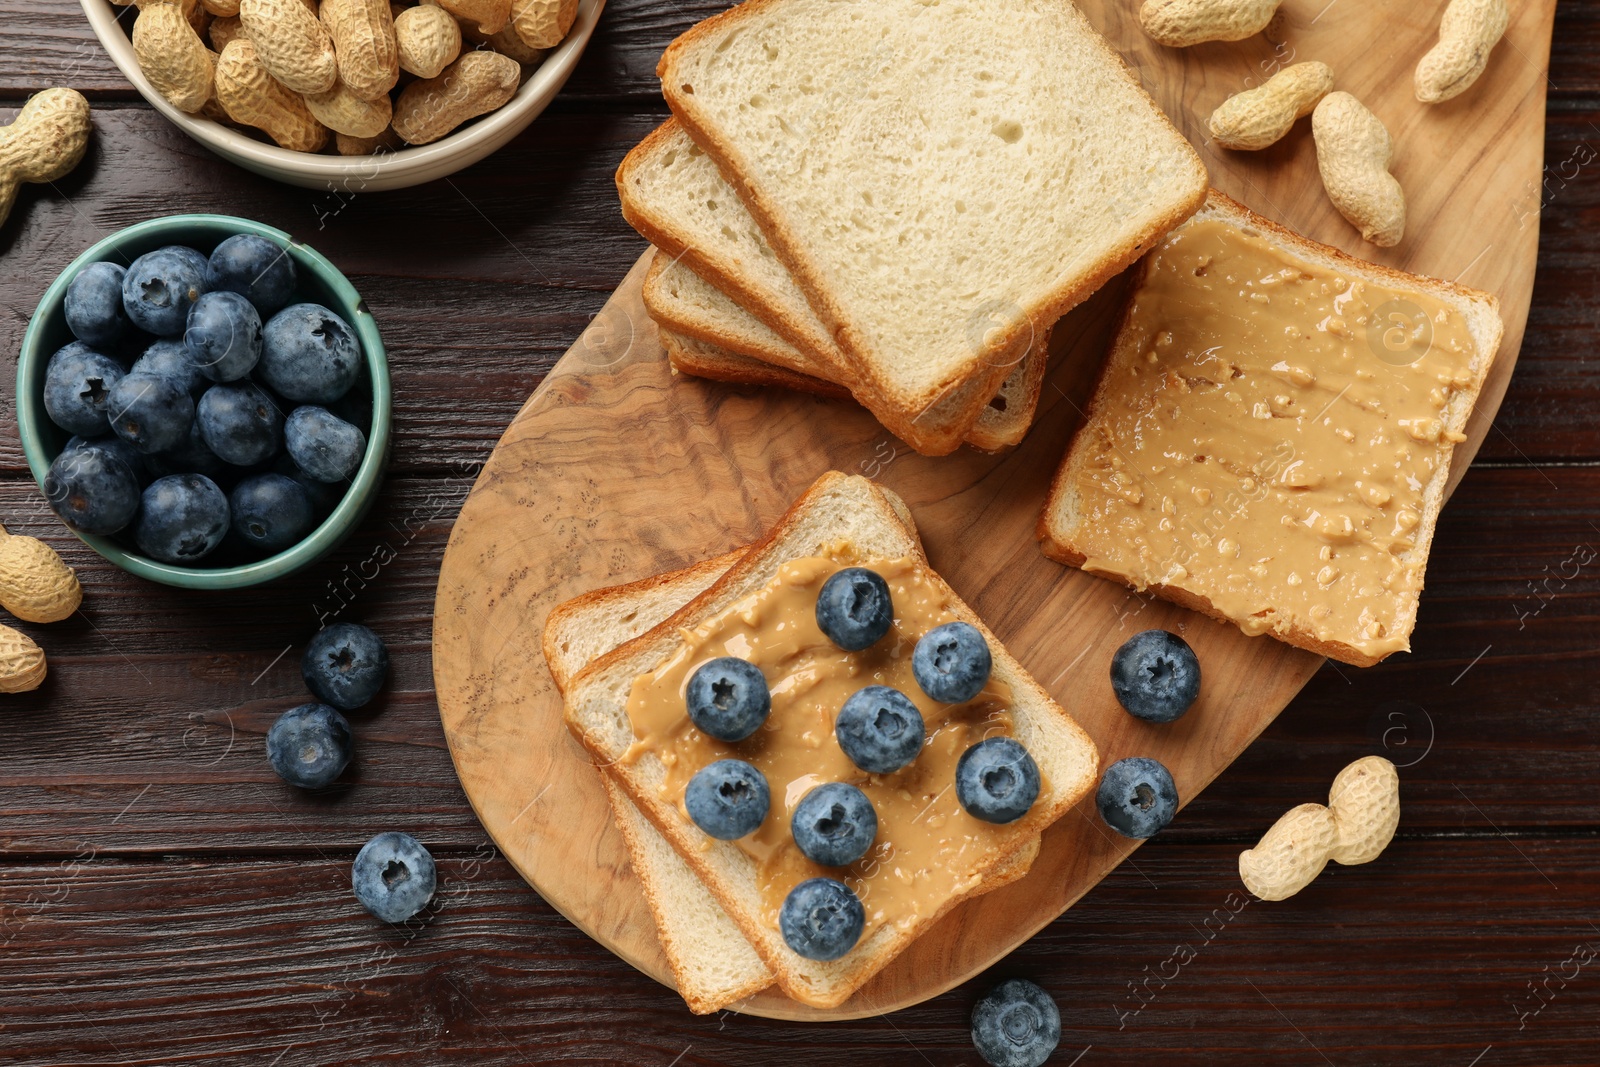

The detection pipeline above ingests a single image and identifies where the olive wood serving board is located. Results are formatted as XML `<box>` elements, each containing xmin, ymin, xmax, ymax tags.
<box><xmin>433</xmin><ymin>0</ymin><xmax>1555</xmax><ymax>1021</ymax></box>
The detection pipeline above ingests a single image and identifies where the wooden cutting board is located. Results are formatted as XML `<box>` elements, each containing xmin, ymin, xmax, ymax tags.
<box><xmin>432</xmin><ymin>0</ymin><xmax>1555</xmax><ymax>1021</ymax></box>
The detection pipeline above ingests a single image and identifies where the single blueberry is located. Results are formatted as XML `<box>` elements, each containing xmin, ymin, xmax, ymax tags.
<box><xmin>971</xmin><ymin>979</ymin><xmax>1061</xmax><ymax>1067</ymax></box>
<box><xmin>63</xmin><ymin>434</ymin><xmax>149</xmax><ymax>486</ymax></box>
<box><xmin>185</xmin><ymin>290</ymin><xmax>263</xmax><ymax>382</ymax></box>
<box><xmin>206</xmin><ymin>233</ymin><xmax>297</xmax><ymax>317</ymax></box>
<box><xmin>1096</xmin><ymin>756</ymin><xmax>1179</xmax><ymax>839</ymax></box>
<box><xmin>64</xmin><ymin>261</ymin><xmax>131</xmax><ymax>347</ymax></box>
<box><xmin>1110</xmin><ymin>629</ymin><xmax>1201</xmax><ymax>723</ymax></box>
<box><xmin>265</xmin><ymin>702</ymin><xmax>352</xmax><ymax>789</ymax></box>
<box><xmin>122</xmin><ymin>248</ymin><xmax>207</xmax><ymax>336</ymax></box>
<box><xmin>43</xmin><ymin>341</ymin><xmax>126</xmax><ymax>437</ymax></box>
<box><xmin>158</xmin><ymin>244</ymin><xmax>211</xmax><ymax>280</ymax></box>
<box><xmin>352</xmin><ymin>831</ymin><xmax>437</xmax><ymax>924</ymax></box>
<box><xmin>43</xmin><ymin>444</ymin><xmax>141</xmax><ymax>535</ymax></box>
<box><xmin>131</xmin><ymin>338</ymin><xmax>208</xmax><ymax>398</ymax></box>
<box><xmin>685</xmin><ymin>656</ymin><xmax>770</xmax><ymax>742</ymax></box>
<box><xmin>791</xmin><ymin>782</ymin><xmax>877</xmax><ymax>867</ymax></box>
<box><xmin>956</xmin><ymin>737</ymin><xmax>1041</xmax><ymax>824</ymax></box>
<box><xmin>835</xmin><ymin>686</ymin><xmax>925</xmax><ymax>774</ymax></box>
<box><xmin>146</xmin><ymin>417</ymin><xmax>231</xmax><ymax>483</ymax></box>
<box><xmin>107</xmin><ymin>372</ymin><xmax>195</xmax><ymax>454</ymax></box>
<box><xmin>778</xmin><ymin>878</ymin><xmax>864</xmax><ymax>962</ymax></box>
<box><xmin>912</xmin><ymin>621</ymin><xmax>992</xmax><ymax>703</ymax></box>
<box><xmin>284</xmin><ymin>405</ymin><xmax>367</xmax><ymax>483</ymax></box>
<box><xmin>684</xmin><ymin>759</ymin><xmax>770</xmax><ymax>840</ymax></box>
<box><xmin>302</xmin><ymin>622</ymin><xmax>389</xmax><ymax>709</ymax></box>
<box><xmin>259</xmin><ymin>303</ymin><xmax>362</xmax><ymax>403</ymax></box>
<box><xmin>230</xmin><ymin>473</ymin><xmax>314</xmax><ymax>554</ymax></box>
<box><xmin>134</xmin><ymin>473</ymin><xmax>230</xmax><ymax>563</ymax></box>
<box><xmin>814</xmin><ymin>566</ymin><xmax>893</xmax><ymax>651</ymax></box>
<box><xmin>196</xmin><ymin>381</ymin><xmax>284</xmax><ymax>465</ymax></box>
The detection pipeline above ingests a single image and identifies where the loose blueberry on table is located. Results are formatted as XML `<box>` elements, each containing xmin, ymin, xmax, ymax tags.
<box><xmin>791</xmin><ymin>781</ymin><xmax>878</xmax><ymax>866</ymax></box>
<box><xmin>779</xmin><ymin>877</ymin><xmax>865</xmax><ymax>962</ymax></box>
<box><xmin>970</xmin><ymin>978</ymin><xmax>1062</xmax><ymax>1067</ymax></box>
<box><xmin>302</xmin><ymin>622</ymin><xmax>390</xmax><ymax>710</ymax></box>
<box><xmin>685</xmin><ymin>758</ymin><xmax>770</xmax><ymax>840</ymax></box>
<box><xmin>352</xmin><ymin>831</ymin><xmax>437</xmax><ymax>924</ymax></box>
<box><xmin>265</xmin><ymin>702</ymin><xmax>353</xmax><ymax>789</ymax></box>
<box><xmin>37</xmin><ymin>232</ymin><xmax>374</xmax><ymax>567</ymax></box>
<box><xmin>1110</xmin><ymin>629</ymin><xmax>1201</xmax><ymax>723</ymax></box>
<box><xmin>1096</xmin><ymin>756</ymin><xmax>1180</xmax><ymax>839</ymax></box>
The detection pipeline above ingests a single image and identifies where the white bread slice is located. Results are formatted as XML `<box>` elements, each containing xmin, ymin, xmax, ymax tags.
<box><xmin>619</xmin><ymin>124</ymin><xmax>1047</xmax><ymax>455</ymax></box>
<box><xmin>657</xmin><ymin>0</ymin><xmax>1208</xmax><ymax>446</ymax></box>
<box><xmin>562</xmin><ymin>472</ymin><xmax>1099</xmax><ymax>1008</ymax></box>
<box><xmin>646</xmin><ymin>260</ymin><xmax>1049</xmax><ymax>453</ymax></box>
<box><xmin>1039</xmin><ymin>191</ymin><xmax>1505</xmax><ymax>667</ymax></box>
<box><xmin>544</xmin><ymin>508</ymin><xmax>1038</xmax><ymax>1013</ymax></box>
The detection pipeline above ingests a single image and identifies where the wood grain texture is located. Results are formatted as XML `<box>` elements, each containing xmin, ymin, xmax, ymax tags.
<box><xmin>433</xmin><ymin>0</ymin><xmax>1557</xmax><ymax>1019</ymax></box>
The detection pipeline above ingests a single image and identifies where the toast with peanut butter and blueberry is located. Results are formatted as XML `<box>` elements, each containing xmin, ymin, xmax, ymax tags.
<box><xmin>559</xmin><ymin>472</ymin><xmax>1098</xmax><ymax>1009</ymax></box>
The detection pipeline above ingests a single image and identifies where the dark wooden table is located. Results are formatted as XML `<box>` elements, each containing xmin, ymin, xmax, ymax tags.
<box><xmin>3</xmin><ymin>4</ymin><xmax>1599</xmax><ymax>1064</ymax></box>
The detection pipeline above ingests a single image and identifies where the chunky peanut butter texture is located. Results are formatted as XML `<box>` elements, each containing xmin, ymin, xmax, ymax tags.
<box><xmin>622</xmin><ymin>549</ymin><xmax>1038</xmax><ymax>940</ymax></box>
<box><xmin>1072</xmin><ymin>219</ymin><xmax>1477</xmax><ymax>659</ymax></box>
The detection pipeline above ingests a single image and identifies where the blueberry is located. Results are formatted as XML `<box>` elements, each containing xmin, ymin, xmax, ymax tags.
<box><xmin>684</xmin><ymin>759</ymin><xmax>770</xmax><ymax>840</ymax></box>
<box><xmin>231</xmin><ymin>473</ymin><xmax>314</xmax><ymax>553</ymax></box>
<box><xmin>63</xmin><ymin>434</ymin><xmax>149</xmax><ymax>485</ymax></box>
<box><xmin>791</xmin><ymin>782</ymin><xmax>877</xmax><ymax>866</ymax></box>
<box><xmin>259</xmin><ymin>303</ymin><xmax>361</xmax><ymax>403</ymax></box>
<box><xmin>284</xmin><ymin>405</ymin><xmax>367</xmax><ymax>483</ymax></box>
<box><xmin>43</xmin><ymin>444</ymin><xmax>141</xmax><ymax>535</ymax></box>
<box><xmin>147</xmin><ymin>417</ymin><xmax>231</xmax><ymax>483</ymax></box>
<box><xmin>814</xmin><ymin>566</ymin><xmax>893</xmax><ymax>651</ymax></box>
<box><xmin>43</xmin><ymin>341</ymin><xmax>126</xmax><ymax>436</ymax></box>
<box><xmin>1110</xmin><ymin>630</ymin><xmax>1201</xmax><ymax>723</ymax></box>
<box><xmin>913</xmin><ymin>621</ymin><xmax>992</xmax><ymax>703</ymax></box>
<box><xmin>131</xmin><ymin>338</ymin><xmax>208</xmax><ymax>398</ymax></box>
<box><xmin>778</xmin><ymin>878</ymin><xmax>864</xmax><ymax>961</ymax></box>
<box><xmin>302</xmin><ymin>622</ymin><xmax>389</xmax><ymax>709</ymax></box>
<box><xmin>206</xmin><ymin>233</ymin><xmax>297</xmax><ymax>317</ymax></box>
<box><xmin>185</xmin><ymin>290</ymin><xmax>263</xmax><ymax>382</ymax></box>
<box><xmin>122</xmin><ymin>247</ymin><xmax>207</xmax><ymax>336</ymax></box>
<box><xmin>107</xmin><ymin>372</ymin><xmax>194</xmax><ymax>454</ymax></box>
<box><xmin>64</xmin><ymin>261</ymin><xmax>131</xmax><ymax>347</ymax></box>
<box><xmin>133</xmin><ymin>473</ymin><xmax>229</xmax><ymax>563</ymax></box>
<box><xmin>1096</xmin><ymin>756</ymin><xmax>1179</xmax><ymax>839</ymax></box>
<box><xmin>158</xmin><ymin>244</ymin><xmax>211</xmax><ymax>280</ymax></box>
<box><xmin>197</xmin><ymin>381</ymin><xmax>284</xmax><ymax>465</ymax></box>
<box><xmin>353</xmin><ymin>831</ymin><xmax>436</xmax><ymax>923</ymax></box>
<box><xmin>835</xmin><ymin>686</ymin><xmax>925</xmax><ymax>774</ymax></box>
<box><xmin>265</xmin><ymin>702</ymin><xmax>352</xmax><ymax>789</ymax></box>
<box><xmin>685</xmin><ymin>656</ymin><xmax>770</xmax><ymax>742</ymax></box>
<box><xmin>956</xmin><ymin>737</ymin><xmax>1041</xmax><ymax>824</ymax></box>
<box><xmin>971</xmin><ymin>979</ymin><xmax>1061</xmax><ymax>1067</ymax></box>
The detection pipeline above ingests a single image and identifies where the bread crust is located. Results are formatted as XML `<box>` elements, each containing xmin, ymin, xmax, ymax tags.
<box><xmin>1037</xmin><ymin>190</ymin><xmax>1504</xmax><ymax>668</ymax></box>
<box><xmin>659</xmin><ymin>324</ymin><xmax>855</xmax><ymax>401</ymax></box>
<box><xmin>657</xmin><ymin>0</ymin><xmax>1208</xmax><ymax>444</ymax></box>
<box><xmin>562</xmin><ymin>472</ymin><xmax>1098</xmax><ymax>1007</ymax></box>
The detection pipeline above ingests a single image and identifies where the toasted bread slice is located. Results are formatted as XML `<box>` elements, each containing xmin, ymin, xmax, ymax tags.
<box><xmin>648</xmin><ymin>262</ymin><xmax>1049</xmax><ymax>453</ymax></box>
<box><xmin>562</xmin><ymin>472</ymin><xmax>1098</xmax><ymax>1007</ymax></box>
<box><xmin>545</xmin><ymin>506</ymin><xmax>1038</xmax><ymax>1013</ymax></box>
<box><xmin>621</xmin><ymin>127</ymin><xmax>1048</xmax><ymax>455</ymax></box>
<box><xmin>1039</xmin><ymin>191</ymin><xmax>1504</xmax><ymax>667</ymax></box>
<box><xmin>657</xmin><ymin>0</ymin><xmax>1207</xmax><ymax>448</ymax></box>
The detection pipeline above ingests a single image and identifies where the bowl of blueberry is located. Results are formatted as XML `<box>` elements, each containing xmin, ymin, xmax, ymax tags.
<box><xmin>16</xmin><ymin>214</ymin><xmax>391</xmax><ymax>589</ymax></box>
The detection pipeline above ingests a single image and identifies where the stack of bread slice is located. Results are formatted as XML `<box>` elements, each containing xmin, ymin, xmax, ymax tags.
<box><xmin>544</xmin><ymin>473</ymin><xmax>1098</xmax><ymax>1011</ymax></box>
<box><xmin>616</xmin><ymin>0</ymin><xmax>1209</xmax><ymax>456</ymax></box>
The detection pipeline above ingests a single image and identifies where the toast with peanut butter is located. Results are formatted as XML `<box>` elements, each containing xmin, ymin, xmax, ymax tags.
<box><xmin>544</xmin><ymin>503</ymin><xmax>1041</xmax><ymax>1014</ymax></box>
<box><xmin>560</xmin><ymin>472</ymin><xmax>1098</xmax><ymax>1008</ymax></box>
<box><xmin>1039</xmin><ymin>191</ymin><xmax>1504</xmax><ymax>667</ymax></box>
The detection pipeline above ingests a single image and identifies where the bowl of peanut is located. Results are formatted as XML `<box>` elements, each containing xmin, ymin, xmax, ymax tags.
<box><xmin>80</xmin><ymin>0</ymin><xmax>605</xmax><ymax>191</ymax></box>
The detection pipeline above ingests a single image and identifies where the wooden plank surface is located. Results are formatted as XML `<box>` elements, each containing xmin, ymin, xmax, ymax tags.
<box><xmin>0</xmin><ymin>0</ymin><xmax>1596</xmax><ymax>1061</ymax></box>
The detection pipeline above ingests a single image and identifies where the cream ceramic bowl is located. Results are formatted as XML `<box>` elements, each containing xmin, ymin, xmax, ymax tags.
<box><xmin>80</xmin><ymin>0</ymin><xmax>606</xmax><ymax>191</ymax></box>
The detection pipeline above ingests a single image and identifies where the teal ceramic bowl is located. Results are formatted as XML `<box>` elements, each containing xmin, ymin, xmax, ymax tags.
<box><xmin>16</xmin><ymin>214</ymin><xmax>391</xmax><ymax>589</ymax></box>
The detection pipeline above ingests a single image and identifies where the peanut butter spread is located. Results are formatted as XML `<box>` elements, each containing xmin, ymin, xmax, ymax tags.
<box><xmin>622</xmin><ymin>548</ymin><xmax>1038</xmax><ymax>940</ymax></box>
<box><xmin>1071</xmin><ymin>219</ymin><xmax>1479</xmax><ymax>659</ymax></box>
